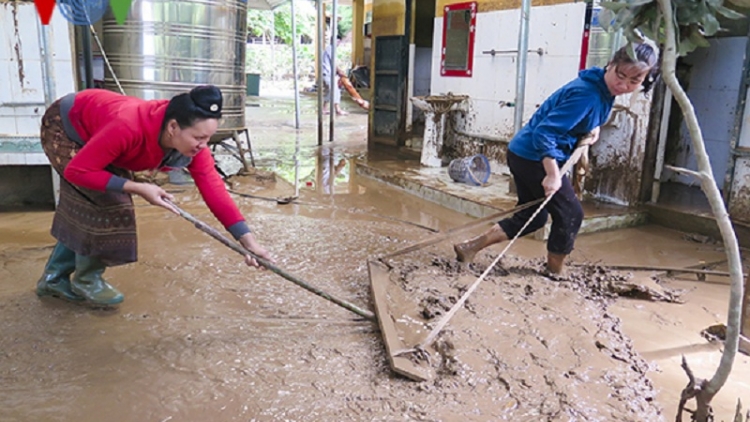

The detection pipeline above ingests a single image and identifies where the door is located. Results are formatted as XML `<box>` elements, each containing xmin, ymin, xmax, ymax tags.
<box><xmin>370</xmin><ymin>35</ymin><xmax>408</xmax><ymax>146</ymax></box>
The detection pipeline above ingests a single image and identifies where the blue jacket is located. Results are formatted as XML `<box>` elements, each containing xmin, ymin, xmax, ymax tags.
<box><xmin>508</xmin><ymin>67</ymin><xmax>614</xmax><ymax>163</ymax></box>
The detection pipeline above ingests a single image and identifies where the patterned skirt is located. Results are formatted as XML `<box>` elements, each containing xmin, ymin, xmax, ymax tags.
<box><xmin>41</xmin><ymin>99</ymin><xmax>137</xmax><ymax>267</ymax></box>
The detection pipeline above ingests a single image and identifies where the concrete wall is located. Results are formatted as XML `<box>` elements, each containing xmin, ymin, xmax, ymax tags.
<box><xmin>430</xmin><ymin>2</ymin><xmax>586</xmax><ymax>141</ymax></box>
<box><xmin>588</xmin><ymin>91</ymin><xmax>654</xmax><ymax>206</ymax></box>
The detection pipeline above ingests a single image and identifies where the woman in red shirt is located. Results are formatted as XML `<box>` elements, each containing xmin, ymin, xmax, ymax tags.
<box><xmin>36</xmin><ymin>85</ymin><xmax>273</xmax><ymax>306</ymax></box>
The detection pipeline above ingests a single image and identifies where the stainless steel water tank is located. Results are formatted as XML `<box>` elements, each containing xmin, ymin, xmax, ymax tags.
<box><xmin>101</xmin><ymin>0</ymin><xmax>248</xmax><ymax>133</ymax></box>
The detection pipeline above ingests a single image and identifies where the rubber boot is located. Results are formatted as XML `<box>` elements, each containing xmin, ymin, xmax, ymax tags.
<box><xmin>546</xmin><ymin>252</ymin><xmax>567</xmax><ymax>276</ymax></box>
<box><xmin>70</xmin><ymin>255</ymin><xmax>124</xmax><ymax>306</ymax></box>
<box><xmin>454</xmin><ymin>225</ymin><xmax>508</xmax><ymax>263</ymax></box>
<box><xmin>36</xmin><ymin>242</ymin><xmax>84</xmax><ymax>302</ymax></box>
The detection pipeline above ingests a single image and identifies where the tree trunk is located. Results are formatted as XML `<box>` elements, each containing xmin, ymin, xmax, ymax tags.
<box><xmin>656</xmin><ymin>0</ymin><xmax>745</xmax><ymax>419</ymax></box>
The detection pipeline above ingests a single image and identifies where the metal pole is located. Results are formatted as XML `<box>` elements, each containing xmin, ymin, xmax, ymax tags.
<box><xmin>37</xmin><ymin>19</ymin><xmax>60</xmax><ymax>206</ymax></box>
<box><xmin>317</xmin><ymin>0</ymin><xmax>325</xmax><ymax>145</ymax></box>
<box><xmin>329</xmin><ymin>0</ymin><xmax>338</xmax><ymax>142</ymax></box>
<box><xmin>294</xmin><ymin>134</ymin><xmax>300</xmax><ymax>197</ymax></box>
<box><xmin>37</xmin><ymin>22</ymin><xmax>56</xmax><ymax>105</ymax></box>
<box><xmin>513</xmin><ymin>0</ymin><xmax>531</xmax><ymax>133</ymax></box>
<box><xmin>82</xmin><ymin>27</ymin><xmax>95</xmax><ymax>89</ymax></box>
<box><xmin>291</xmin><ymin>0</ymin><xmax>301</xmax><ymax>129</ymax></box>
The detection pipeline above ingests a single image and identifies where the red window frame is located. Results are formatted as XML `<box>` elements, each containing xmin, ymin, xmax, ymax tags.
<box><xmin>440</xmin><ymin>1</ymin><xmax>477</xmax><ymax>78</ymax></box>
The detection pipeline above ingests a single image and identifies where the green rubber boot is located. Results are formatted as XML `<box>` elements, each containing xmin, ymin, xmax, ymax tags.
<box><xmin>70</xmin><ymin>255</ymin><xmax>124</xmax><ymax>306</ymax></box>
<box><xmin>36</xmin><ymin>242</ymin><xmax>84</xmax><ymax>302</ymax></box>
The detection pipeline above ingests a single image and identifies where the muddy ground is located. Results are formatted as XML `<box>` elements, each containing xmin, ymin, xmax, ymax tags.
<box><xmin>382</xmin><ymin>252</ymin><xmax>664</xmax><ymax>420</ymax></box>
<box><xmin>2</xmin><ymin>98</ymin><xmax>749</xmax><ymax>421</ymax></box>
<box><xmin>0</xmin><ymin>171</ymin><xmax>662</xmax><ymax>422</ymax></box>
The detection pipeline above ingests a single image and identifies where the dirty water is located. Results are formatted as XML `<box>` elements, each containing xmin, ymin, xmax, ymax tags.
<box><xmin>4</xmin><ymin>166</ymin><xmax>748</xmax><ymax>421</ymax></box>
<box><xmin>2</xmin><ymin>96</ymin><xmax>750</xmax><ymax>421</ymax></box>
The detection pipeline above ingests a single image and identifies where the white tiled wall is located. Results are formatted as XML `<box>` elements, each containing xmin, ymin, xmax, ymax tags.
<box><xmin>430</xmin><ymin>2</ymin><xmax>587</xmax><ymax>137</ymax></box>
<box><xmin>1</xmin><ymin>3</ymin><xmax>76</xmax><ymax>164</ymax></box>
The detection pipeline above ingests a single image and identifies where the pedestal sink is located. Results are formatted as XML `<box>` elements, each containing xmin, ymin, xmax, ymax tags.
<box><xmin>410</xmin><ymin>94</ymin><xmax>469</xmax><ymax>167</ymax></box>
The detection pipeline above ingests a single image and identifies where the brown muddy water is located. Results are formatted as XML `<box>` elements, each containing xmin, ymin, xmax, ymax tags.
<box><xmin>2</xmin><ymin>101</ymin><xmax>749</xmax><ymax>421</ymax></box>
<box><xmin>3</xmin><ymin>165</ymin><xmax>748</xmax><ymax>421</ymax></box>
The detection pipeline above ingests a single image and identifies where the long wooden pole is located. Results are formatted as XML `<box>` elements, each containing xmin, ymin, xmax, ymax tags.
<box><xmin>166</xmin><ymin>200</ymin><xmax>376</xmax><ymax>321</ymax></box>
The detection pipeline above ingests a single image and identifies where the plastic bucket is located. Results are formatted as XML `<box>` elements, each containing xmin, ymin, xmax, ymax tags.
<box><xmin>448</xmin><ymin>154</ymin><xmax>491</xmax><ymax>186</ymax></box>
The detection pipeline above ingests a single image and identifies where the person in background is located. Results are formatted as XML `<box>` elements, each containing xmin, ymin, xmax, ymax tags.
<box><xmin>321</xmin><ymin>33</ymin><xmax>349</xmax><ymax>116</ymax></box>
<box><xmin>453</xmin><ymin>42</ymin><xmax>659</xmax><ymax>275</ymax></box>
<box><xmin>36</xmin><ymin>85</ymin><xmax>274</xmax><ymax>306</ymax></box>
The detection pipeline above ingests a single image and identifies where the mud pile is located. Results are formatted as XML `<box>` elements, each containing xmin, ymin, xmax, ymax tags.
<box><xmin>385</xmin><ymin>253</ymin><xmax>663</xmax><ymax>421</ymax></box>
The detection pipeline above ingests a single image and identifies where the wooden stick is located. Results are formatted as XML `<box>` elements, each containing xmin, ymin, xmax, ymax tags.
<box><xmin>166</xmin><ymin>200</ymin><xmax>376</xmax><ymax>321</ymax></box>
<box><xmin>377</xmin><ymin>198</ymin><xmax>545</xmax><ymax>261</ymax></box>
<box><xmin>569</xmin><ymin>263</ymin><xmax>731</xmax><ymax>277</ymax></box>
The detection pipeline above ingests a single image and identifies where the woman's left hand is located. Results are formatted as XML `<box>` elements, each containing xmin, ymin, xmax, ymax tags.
<box><xmin>579</xmin><ymin>126</ymin><xmax>601</xmax><ymax>146</ymax></box>
<box><xmin>238</xmin><ymin>233</ymin><xmax>275</xmax><ymax>269</ymax></box>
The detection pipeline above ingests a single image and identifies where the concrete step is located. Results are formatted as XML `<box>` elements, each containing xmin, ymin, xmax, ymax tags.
<box><xmin>354</xmin><ymin>158</ymin><xmax>648</xmax><ymax>236</ymax></box>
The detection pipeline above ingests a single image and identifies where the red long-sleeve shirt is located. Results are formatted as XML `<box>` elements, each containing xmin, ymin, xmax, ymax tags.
<box><xmin>63</xmin><ymin>89</ymin><xmax>246</xmax><ymax>234</ymax></box>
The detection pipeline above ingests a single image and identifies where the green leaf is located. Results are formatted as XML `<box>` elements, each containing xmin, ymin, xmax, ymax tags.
<box><xmin>597</xmin><ymin>7</ymin><xmax>616</xmax><ymax>31</ymax></box>
<box><xmin>675</xmin><ymin>2</ymin><xmax>705</xmax><ymax>25</ymax></box>
<box><xmin>613</xmin><ymin>7</ymin><xmax>639</xmax><ymax>31</ymax></box>
<box><xmin>639</xmin><ymin>22</ymin><xmax>659</xmax><ymax>42</ymax></box>
<box><xmin>623</xmin><ymin>27</ymin><xmax>644</xmax><ymax>43</ymax></box>
<box><xmin>627</xmin><ymin>0</ymin><xmax>655</xmax><ymax>6</ymax></box>
<box><xmin>677</xmin><ymin>37</ymin><xmax>698</xmax><ymax>55</ymax></box>
<box><xmin>700</xmin><ymin>13</ymin><xmax>720</xmax><ymax>36</ymax></box>
<box><xmin>714</xmin><ymin>4</ymin><xmax>746</xmax><ymax>19</ymax></box>
<box><xmin>600</xmin><ymin>1</ymin><xmax>629</xmax><ymax>12</ymax></box>
<box><xmin>689</xmin><ymin>26</ymin><xmax>712</xmax><ymax>47</ymax></box>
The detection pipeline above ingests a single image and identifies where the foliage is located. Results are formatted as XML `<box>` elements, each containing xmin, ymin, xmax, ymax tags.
<box><xmin>247</xmin><ymin>1</ymin><xmax>354</xmax><ymax>45</ymax></box>
<box><xmin>246</xmin><ymin>38</ymin><xmax>353</xmax><ymax>81</ymax></box>
<box><xmin>598</xmin><ymin>0</ymin><xmax>746</xmax><ymax>55</ymax></box>
<box><xmin>273</xmin><ymin>2</ymin><xmax>317</xmax><ymax>45</ymax></box>
<box><xmin>246</xmin><ymin>1</ymin><xmax>355</xmax><ymax>82</ymax></box>
<box><xmin>328</xmin><ymin>3</ymin><xmax>353</xmax><ymax>39</ymax></box>
<box><xmin>247</xmin><ymin>9</ymin><xmax>275</xmax><ymax>40</ymax></box>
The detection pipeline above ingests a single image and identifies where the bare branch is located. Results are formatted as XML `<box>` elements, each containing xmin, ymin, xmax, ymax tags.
<box><xmin>664</xmin><ymin>164</ymin><xmax>704</xmax><ymax>181</ymax></box>
<box><xmin>677</xmin><ymin>356</ymin><xmax>699</xmax><ymax>422</ymax></box>
<box><xmin>735</xmin><ymin>399</ymin><xmax>743</xmax><ymax>422</ymax></box>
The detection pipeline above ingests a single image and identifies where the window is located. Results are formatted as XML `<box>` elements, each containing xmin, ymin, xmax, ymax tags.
<box><xmin>440</xmin><ymin>2</ymin><xmax>477</xmax><ymax>77</ymax></box>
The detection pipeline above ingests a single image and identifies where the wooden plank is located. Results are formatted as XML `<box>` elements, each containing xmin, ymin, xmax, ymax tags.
<box><xmin>368</xmin><ymin>260</ymin><xmax>432</xmax><ymax>382</ymax></box>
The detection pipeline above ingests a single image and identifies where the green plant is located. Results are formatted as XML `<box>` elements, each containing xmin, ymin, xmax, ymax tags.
<box><xmin>598</xmin><ymin>0</ymin><xmax>745</xmax><ymax>55</ymax></box>
<box><xmin>245</xmin><ymin>2</ymin><xmax>355</xmax><ymax>83</ymax></box>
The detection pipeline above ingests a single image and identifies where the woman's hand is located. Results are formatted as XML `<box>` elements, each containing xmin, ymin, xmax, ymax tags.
<box><xmin>123</xmin><ymin>181</ymin><xmax>178</xmax><ymax>214</ymax></box>
<box><xmin>238</xmin><ymin>233</ymin><xmax>275</xmax><ymax>269</ymax></box>
<box><xmin>579</xmin><ymin>126</ymin><xmax>601</xmax><ymax>146</ymax></box>
<box><xmin>542</xmin><ymin>174</ymin><xmax>562</xmax><ymax>197</ymax></box>
<box><xmin>541</xmin><ymin>157</ymin><xmax>562</xmax><ymax>197</ymax></box>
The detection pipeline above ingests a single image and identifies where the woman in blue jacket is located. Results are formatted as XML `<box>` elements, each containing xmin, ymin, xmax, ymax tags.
<box><xmin>454</xmin><ymin>42</ymin><xmax>659</xmax><ymax>275</ymax></box>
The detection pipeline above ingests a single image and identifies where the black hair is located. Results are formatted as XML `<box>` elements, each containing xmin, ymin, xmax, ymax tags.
<box><xmin>609</xmin><ymin>42</ymin><xmax>660</xmax><ymax>94</ymax></box>
<box><xmin>163</xmin><ymin>85</ymin><xmax>223</xmax><ymax>130</ymax></box>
